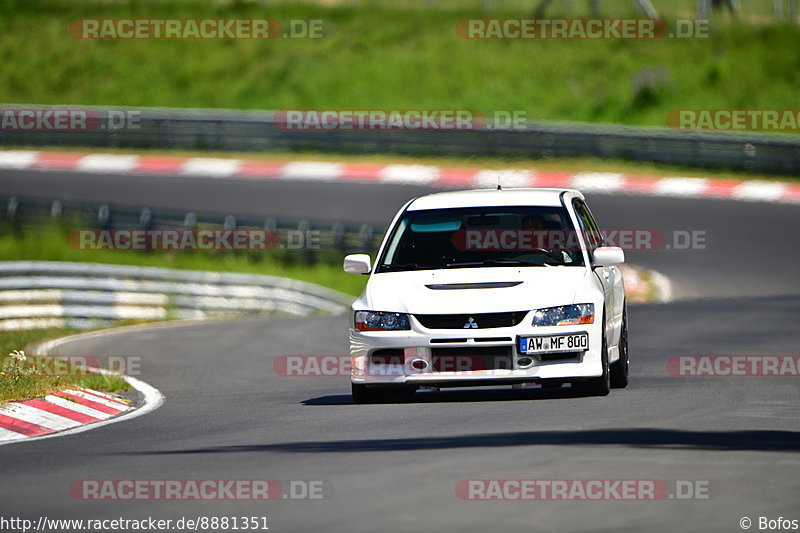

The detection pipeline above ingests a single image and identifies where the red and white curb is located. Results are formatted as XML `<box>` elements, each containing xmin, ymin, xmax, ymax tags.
<box><xmin>0</xmin><ymin>387</ymin><xmax>130</xmax><ymax>442</ymax></box>
<box><xmin>1</xmin><ymin>149</ymin><xmax>799</xmax><ymax>204</ymax></box>
<box><xmin>0</xmin><ymin>373</ymin><xmax>162</xmax><ymax>446</ymax></box>
<box><xmin>0</xmin><ymin>328</ymin><xmax>165</xmax><ymax>446</ymax></box>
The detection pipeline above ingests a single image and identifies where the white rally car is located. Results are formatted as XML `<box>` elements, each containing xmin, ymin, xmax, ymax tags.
<box><xmin>344</xmin><ymin>188</ymin><xmax>628</xmax><ymax>403</ymax></box>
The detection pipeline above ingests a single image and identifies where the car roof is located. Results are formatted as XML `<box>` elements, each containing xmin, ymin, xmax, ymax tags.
<box><xmin>406</xmin><ymin>188</ymin><xmax>583</xmax><ymax>211</ymax></box>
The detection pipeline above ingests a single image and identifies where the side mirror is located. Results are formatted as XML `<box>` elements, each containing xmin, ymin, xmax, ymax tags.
<box><xmin>344</xmin><ymin>254</ymin><xmax>372</xmax><ymax>275</ymax></box>
<box><xmin>593</xmin><ymin>246</ymin><xmax>625</xmax><ymax>267</ymax></box>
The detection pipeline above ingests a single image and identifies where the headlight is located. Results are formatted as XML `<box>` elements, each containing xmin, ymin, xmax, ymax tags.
<box><xmin>532</xmin><ymin>304</ymin><xmax>594</xmax><ymax>326</ymax></box>
<box><xmin>354</xmin><ymin>311</ymin><xmax>411</xmax><ymax>331</ymax></box>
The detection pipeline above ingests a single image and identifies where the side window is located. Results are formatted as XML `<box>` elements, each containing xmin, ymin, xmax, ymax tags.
<box><xmin>572</xmin><ymin>199</ymin><xmax>602</xmax><ymax>252</ymax></box>
<box><xmin>580</xmin><ymin>201</ymin><xmax>604</xmax><ymax>245</ymax></box>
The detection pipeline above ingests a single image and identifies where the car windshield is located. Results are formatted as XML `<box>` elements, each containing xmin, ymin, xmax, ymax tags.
<box><xmin>376</xmin><ymin>206</ymin><xmax>584</xmax><ymax>272</ymax></box>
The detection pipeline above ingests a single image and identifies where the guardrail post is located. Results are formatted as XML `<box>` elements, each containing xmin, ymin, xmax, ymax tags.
<box><xmin>262</xmin><ymin>217</ymin><xmax>277</xmax><ymax>259</ymax></box>
<box><xmin>6</xmin><ymin>197</ymin><xmax>21</xmax><ymax>235</ymax></box>
<box><xmin>223</xmin><ymin>214</ymin><xmax>239</xmax><ymax>258</ymax></box>
<box><xmin>358</xmin><ymin>224</ymin><xmax>374</xmax><ymax>253</ymax></box>
<box><xmin>331</xmin><ymin>221</ymin><xmax>346</xmax><ymax>252</ymax></box>
<box><xmin>223</xmin><ymin>214</ymin><xmax>237</xmax><ymax>230</ymax></box>
<box><xmin>140</xmin><ymin>207</ymin><xmax>153</xmax><ymax>229</ymax></box>
<box><xmin>697</xmin><ymin>0</ymin><xmax>711</xmax><ymax>19</ymax></box>
<box><xmin>50</xmin><ymin>199</ymin><xmax>63</xmax><ymax>221</ymax></box>
<box><xmin>6</xmin><ymin>197</ymin><xmax>18</xmax><ymax>221</ymax></box>
<box><xmin>296</xmin><ymin>219</ymin><xmax>315</xmax><ymax>264</ymax></box>
<box><xmin>183</xmin><ymin>212</ymin><xmax>197</xmax><ymax>230</ymax></box>
<box><xmin>97</xmin><ymin>205</ymin><xmax>111</xmax><ymax>229</ymax></box>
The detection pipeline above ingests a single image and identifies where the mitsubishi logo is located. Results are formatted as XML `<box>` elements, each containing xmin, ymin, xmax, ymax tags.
<box><xmin>464</xmin><ymin>317</ymin><xmax>479</xmax><ymax>329</ymax></box>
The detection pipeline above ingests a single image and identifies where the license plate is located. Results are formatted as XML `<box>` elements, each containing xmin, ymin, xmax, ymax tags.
<box><xmin>519</xmin><ymin>332</ymin><xmax>588</xmax><ymax>354</ymax></box>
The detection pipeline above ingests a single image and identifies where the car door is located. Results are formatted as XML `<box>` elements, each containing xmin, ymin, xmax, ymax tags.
<box><xmin>572</xmin><ymin>198</ymin><xmax>621</xmax><ymax>347</ymax></box>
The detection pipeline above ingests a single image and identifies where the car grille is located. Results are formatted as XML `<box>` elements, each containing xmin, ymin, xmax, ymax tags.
<box><xmin>414</xmin><ymin>311</ymin><xmax>528</xmax><ymax>329</ymax></box>
<box><xmin>431</xmin><ymin>346</ymin><xmax>513</xmax><ymax>371</ymax></box>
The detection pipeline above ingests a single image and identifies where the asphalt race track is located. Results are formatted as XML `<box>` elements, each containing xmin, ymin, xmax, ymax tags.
<box><xmin>1</xmin><ymin>170</ymin><xmax>799</xmax><ymax>533</ymax></box>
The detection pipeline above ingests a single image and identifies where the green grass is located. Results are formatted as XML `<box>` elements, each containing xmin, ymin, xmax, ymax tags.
<box><xmin>1</xmin><ymin>0</ymin><xmax>798</xmax><ymax>129</ymax></box>
<box><xmin>0</xmin><ymin>224</ymin><xmax>369</xmax><ymax>296</ymax></box>
<box><xmin>0</xmin><ymin>328</ymin><xmax>130</xmax><ymax>402</ymax></box>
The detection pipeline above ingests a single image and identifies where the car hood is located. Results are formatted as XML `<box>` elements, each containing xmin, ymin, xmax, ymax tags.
<box><xmin>361</xmin><ymin>267</ymin><xmax>594</xmax><ymax>314</ymax></box>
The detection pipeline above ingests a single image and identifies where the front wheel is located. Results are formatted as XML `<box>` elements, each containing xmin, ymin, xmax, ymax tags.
<box><xmin>572</xmin><ymin>326</ymin><xmax>610</xmax><ymax>397</ymax></box>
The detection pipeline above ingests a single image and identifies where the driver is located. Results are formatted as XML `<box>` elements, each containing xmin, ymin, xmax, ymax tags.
<box><xmin>520</xmin><ymin>214</ymin><xmax>545</xmax><ymax>231</ymax></box>
<box><xmin>520</xmin><ymin>214</ymin><xmax>547</xmax><ymax>250</ymax></box>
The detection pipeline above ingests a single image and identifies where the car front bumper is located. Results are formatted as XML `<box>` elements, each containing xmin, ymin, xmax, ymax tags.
<box><xmin>350</xmin><ymin>318</ymin><xmax>605</xmax><ymax>387</ymax></box>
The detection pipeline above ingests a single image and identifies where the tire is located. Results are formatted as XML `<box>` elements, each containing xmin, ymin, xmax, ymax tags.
<box><xmin>351</xmin><ymin>383</ymin><xmax>415</xmax><ymax>404</ymax></box>
<box><xmin>610</xmin><ymin>307</ymin><xmax>629</xmax><ymax>389</ymax></box>
<box><xmin>572</xmin><ymin>321</ymin><xmax>611</xmax><ymax>397</ymax></box>
<box><xmin>351</xmin><ymin>383</ymin><xmax>377</xmax><ymax>404</ymax></box>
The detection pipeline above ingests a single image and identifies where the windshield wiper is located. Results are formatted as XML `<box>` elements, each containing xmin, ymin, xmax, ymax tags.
<box><xmin>482</xmin><ymin>258</ymin><xmax>539</xmax><ymax>266</ymax></box>
<box><xmin>379</xmin><ymin>263</ymin><xmax>433</xmax><ymax>272</ymax></box>
<box><xmin>445</xmin><ymin>258</ymin><xmax>534</xmax><ymax>268</ymax></box>
<box><xmin>446</xmin><ymin>257</ymin><xmax>565</xmax><ymax>268</ymax></box>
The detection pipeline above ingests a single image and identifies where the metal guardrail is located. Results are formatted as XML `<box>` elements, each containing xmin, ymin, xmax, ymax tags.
<box><xmin>2</xmin><ymin>194</ymin><xmax>386</xmax><ymax>257</ymax></box>
<box><xmin>1</xmin><ymin>105</ymin><xmax>798</xmax><ymax>175</ymax></box>
<box><xmin>0</xmin><ymin>261</ymin><xmax>353</xmax><ymax>331</ymax></box>
<box><xmin>0</xmin><ymin>195</ymin><xmax>364</xmax><ymax>330</ymax></box>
